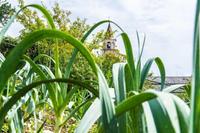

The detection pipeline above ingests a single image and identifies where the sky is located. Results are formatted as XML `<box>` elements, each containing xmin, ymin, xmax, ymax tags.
<box><xmin>7</xmin><ymin>0</ymin><xmax>196</xmax><ymax>76</ymax></box>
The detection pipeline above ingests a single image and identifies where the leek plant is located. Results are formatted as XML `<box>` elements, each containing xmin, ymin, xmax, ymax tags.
<box><xmin>0</xmin><ymin>1</ymin><xmax>200</xmax><ymax>133</ymax></box>
<box><xmin>0</xmin><ymin>52</ymin><xmax>39</xmax><ymax>132</ymax></box>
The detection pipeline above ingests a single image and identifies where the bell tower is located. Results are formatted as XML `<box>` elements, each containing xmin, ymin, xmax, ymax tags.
<box><xmin>103</xmin><ymin>23</ymin><xmax>117</xmax><ymax>53</ymax></box>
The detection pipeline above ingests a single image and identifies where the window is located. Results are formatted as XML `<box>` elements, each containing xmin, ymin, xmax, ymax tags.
<box><xmin>107</xmin><ymin>42</ymin><xmax>111</xmax><ymax>49</ymax></box>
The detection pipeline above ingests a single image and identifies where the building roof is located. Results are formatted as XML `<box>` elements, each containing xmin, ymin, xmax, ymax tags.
<box><xmin>149</xmin><ymin>76</ymin><xmax>191</xmax><ymax>85</ymax></box>
<box><xmin>105</xmin><ymin>22</ymin><xmax>113</xmax><ymax>39</ymax></box>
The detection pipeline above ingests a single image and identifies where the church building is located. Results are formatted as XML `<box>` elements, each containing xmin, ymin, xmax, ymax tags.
<box><xmin>103</xmin><ymin>23</ymin><xmax>117</xmax><ymax>54</ymax></box>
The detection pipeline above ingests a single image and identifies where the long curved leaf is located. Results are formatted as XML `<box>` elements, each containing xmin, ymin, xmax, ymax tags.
<box><xmin>0</xmin><ymin>4</ymin><xmax>55</xmax><ymax>43</ymax></box>
<box><xmin>142</xmin><ymin>102</ymin><xmax>157</xmax><ymax>133</ymax></box>
<box><xmin>23</xmin><ymin>55</ymin><xmax>58</xmax><ymax>109</ymax></box>
<box><xmin>190</xmin><ymin>0</ymin><xmax>200</xmax><ymax>132</ymax></box>
<box><xmin>0</xmin><ymin>29</ymin><xmax>97</xmax><ymax>94</ymax></box>
<box><xmin>147</xmin><ymin>91</ymin><xmax>189</xmax><ymax>133</ymax></box>
<box><xmin>75</xmin><ymin>98</ymin><xmax>101</xmax><ymax>133</ymax></box>
<box><xmin>97</xmin><ymin>66</ymin><xmax>117</xmax><ymax>133</ymax></box>
<box><xmin>163</xmin><ymin>84</ymin><xmax>185</xmax><ymax>93</ymax></box>
<box><xmin>148</xmin><ymin>99</ymin><xmax>175</xmax><ymax>133</ymax></box>
<box><xmin>172</xmin><ymin>95</ymin><xmax>190</xmax><ymax>133</ymax></box>
<box><xmin>112</xmin><ymin>63</ymin><xmax>127</xmax><ymax>132</ymax></box>
<box><xmin>140</xmin><ymin>57</ymin><xmax>165</xmax><ymax>90</ymax></box>
<box><xmin>33</xmin><ymin>54</ymin><xmax>55</xmax><ymax>64</ymax></box>
<box><xmin>112</xmin><ymin>63</ymin><xmax>127</xmax><ymax>103</ymax></box>
<box><xmin>120</xmin><ymin>33</ymin><xmax>136</xmax><ymax>90</ymax></box>
<box><xmin>115</xmin><ymin>90</ymin><xmax>157</xmax><ymax>117</ymax></box>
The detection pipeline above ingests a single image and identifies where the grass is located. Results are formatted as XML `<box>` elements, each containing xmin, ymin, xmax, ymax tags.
<box><xmin>0</xmin><ymin>1</ymin><xmax>200</xmax><ymax>133</ymax></box>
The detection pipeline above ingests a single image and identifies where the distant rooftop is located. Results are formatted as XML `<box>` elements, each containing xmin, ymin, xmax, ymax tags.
<box><xmin>149</xmin><ymin>76</ymin><xmax>191</xmax><ymax>86</ymax></box>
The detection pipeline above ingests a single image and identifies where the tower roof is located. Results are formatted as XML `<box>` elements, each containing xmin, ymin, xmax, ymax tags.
<box><xmin>107</xmin><ymin>23</ymin><xmax>112</xmax><ymax>34</ymax></box>
<box><xmin>105</xmin><ymin>22</ymin><xmax>113</xmax><ymax>39</ymax></box>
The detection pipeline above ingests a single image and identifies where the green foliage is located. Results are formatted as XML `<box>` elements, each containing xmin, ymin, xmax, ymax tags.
<box><xmin>0</xmin><ymin>37</ymin><xmax>17</xmax><ymax>56</ymax></box>
<box><xmin>0</xmin><ymin>0</ymin><xmax>15</xmax><ymax>27</ymax></box>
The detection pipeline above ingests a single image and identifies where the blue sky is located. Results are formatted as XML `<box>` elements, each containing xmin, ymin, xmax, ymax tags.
<box><xmin>7</xmin><ymin>0</ymin><xmax>196</xmax><ymax>76</ymax></box>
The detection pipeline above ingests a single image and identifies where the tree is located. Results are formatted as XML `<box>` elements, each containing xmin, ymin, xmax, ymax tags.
<box><xmin>0</xmin><ymin>0</ymin><xmax>15</xmax><ymax>56</ymax></box>
<box><xmin>0</xmin><ymin>0</ymin><xmax>15</xmax><ymax>27</ymax></box>
<box><xmin>0</xmin><ymin>37</ymin><xmax>17</xmax><ymax>56</ymax></box>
